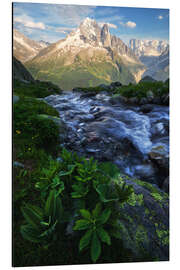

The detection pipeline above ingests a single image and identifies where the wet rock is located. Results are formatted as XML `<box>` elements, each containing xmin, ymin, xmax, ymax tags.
<box><xmin>80</xmin><ymin>92</ymin><xmax>96</xmax><ymax>98</ymax></box>
<box><xmin>78</xmin><ymin>114</ymin><xmax>95</xmax><ymax>122</ymax></box>
<box><xmin>86</xmin><ymin>131</ymin><xmax>101</xmax><ymax>142</ymax></box>
<box><xmin>95</xmin><ymin>92</ymin><xmax>110</xmax><ymax>101</ymax></box>
<box><xmin>80</xmin><ymin>137</ymin><xmax>87</xmax><ymax>146</ymax></box>
<box><xmin>139</xmin><ymin>104</ymin><xmax>154</xmax><ymax>113</ymax></box>
<box><xmin>89</xmin><ymin>106</ymin><xmax>100</xmax><ymax>114</ymax></box>
<box><xmin>109</xmin><ymin>94</ymin><xmax>128</xmax><ymax>105</ymax></box>
<box><xmin>149</xmin><ymin>145</ymin><xmax>169</xmax><ymax>176</ymax></box>
<box><xmin>86</xmin><ymin>148</ymin><xmax>101</xmax><ymax>153</ymax></box>
<box><xmin>54</xmin><ymin>104</ymin><xmax>72</xmax><ymax>110</ymax></box>
<box><xmin>161</xmin><ymin>94</ymin><xmax>169</xmax><ymax>105</ymax></box>
<box><xmin>162</xmin><ymin>177</ymin><xmax>169</xmax><ymax>194</ymax></box>
<box><xmin>128</xmin><ymin>97</ymin><xmax>139</xmax><ymax>104</ymax></box>
<box><xmin>151</xmin><ymin>122</ymin><xmax>165</xmax><ymax>136</ymax></box>
<box><xmin>133</xmin><ymin>164</ymin><xmax>158</xmax><ymax>184</ymax></box>
<box><xmin>115</xmin><ymin>176</ymin><xmax>169</xmax><ymax>261</ymax></box>
<box><xmin>72</xmin><ymin>87</ymin><xmax>83</xmax><ymax>92</ymax></box>
<box><xmin>152</xmin><ymin>97</ymin><xmax>162</xmax><ymax>105</ymax></box>
<box><xmin>140</xmin><ymin>97</ymin><xmax>148</xmax><ymax>105</ymax></box>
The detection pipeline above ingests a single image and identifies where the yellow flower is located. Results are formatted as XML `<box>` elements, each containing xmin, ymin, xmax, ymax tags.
<box><xmin>16</xmin><ymin>130</ymin><xmax>21</xmax><ymax>134</ymax></box>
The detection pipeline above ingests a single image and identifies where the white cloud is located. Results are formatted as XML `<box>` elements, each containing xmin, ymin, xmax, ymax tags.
<box><xmin>14</xmin><ymin>16</ymin><xmax>45</xmax><ymax>30</ymax></box>
<box><xmin>120</xmin><ymin>21</ymin><xmax>136</xmax><ymax>28</ymax></box>
<box><xmin>98</xmin><ymin>22</ymin><xmax>117</xmax><ymax>29</ymax></box>
<box><xmin>158</xmin><ymin>15</ymin><xmax>163</xmax><ymax>20</ymax></box>
<box><xmin>125</xmin><ymin>21</ymin><xmax>136</xmax><ymax>28</ymax></box>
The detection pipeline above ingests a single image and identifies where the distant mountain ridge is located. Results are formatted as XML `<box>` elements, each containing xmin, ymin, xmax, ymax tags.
<box><xmin>25</xmin><ymin>18</ymin><xmax>145</xmax><ymax>90</ymax></box>
<box><xmin>129</xmin><ymin>39</ymin><xmax>169</xmax><ymax>81</ymax></box>
<box><xmin>13</xmin><ymin>29</ymin><xmax>48</xmax><ymax>63</ymax></box>
<box><xmin>129</xmin><ymin>39</ymin><xmax>169</xmax><ymax>57</ymax></box>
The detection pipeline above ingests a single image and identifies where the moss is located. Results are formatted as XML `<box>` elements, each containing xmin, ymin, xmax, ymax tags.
<box><xmin>155</xmin><ymin>226</ymin><xmax>169</xmax><ymax>246</ymax></box>
<box><xmin>151</xmin><ymin>192</ymin><xmax>164</xmax><ymax>202</ymax></box>
<box><xmin>145</xmin><ymin>208</ymin><xmax>150</xmax><ymax>215</ymax></box>
<box><xmin>135</xmin><ymin>225</ymin><xmax>149</xmax><ymax>246</ymax></box>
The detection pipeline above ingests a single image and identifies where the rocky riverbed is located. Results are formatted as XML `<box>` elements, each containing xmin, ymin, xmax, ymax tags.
<box><xmin>44</xmin><ymin>90</ymin><xmax>169</xmax><ymax>192</ymax></box>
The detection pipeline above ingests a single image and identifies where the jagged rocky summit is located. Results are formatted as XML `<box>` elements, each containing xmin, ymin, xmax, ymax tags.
<box><xmin>25</xmin><ymin>18</ymin><xmax>145</xmax><ymax>90</ymax></box>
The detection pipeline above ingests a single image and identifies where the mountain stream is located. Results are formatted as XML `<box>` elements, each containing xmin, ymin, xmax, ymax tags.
<box><xmin>45</xmin><ymin>91</ymin><xmax>169</xmax><ymax>188</ymax></box>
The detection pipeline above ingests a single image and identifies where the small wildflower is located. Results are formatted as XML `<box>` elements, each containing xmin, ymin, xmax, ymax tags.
<box><xmin>28</xmin><ymin>148</ymin><xmax>31</xmax><ymax>151</ymax></box>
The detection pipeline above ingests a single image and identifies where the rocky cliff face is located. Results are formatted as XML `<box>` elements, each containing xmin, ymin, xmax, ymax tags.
<box><xmin>13</xmin><ymin>56</ymin><xmax>35</xmax><ymax>82</ymax></box>
<box><xmin>129</xmin><ymin>39</ymin><xmax>169</xmax><ymax>81</ymax></box>
<box><xmin>13</xmin><ymin>29</ymin><xmax>45</xmax><ymax>63</ymax></box>
<box><xmin>101</xmin><ymin>24</ymin><xmax>111</xmax><ymax>47</ymax></box>
<box><xmin>129</xmin><ymin>39</ymin><xmax>169</xmax><ymax>57</ymax></box>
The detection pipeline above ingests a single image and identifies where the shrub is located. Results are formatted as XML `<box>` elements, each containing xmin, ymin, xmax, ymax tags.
<box><xmin>20</xmin><ymin>149</ymin><xmax>135</xmax><ymax>263</ymax></box>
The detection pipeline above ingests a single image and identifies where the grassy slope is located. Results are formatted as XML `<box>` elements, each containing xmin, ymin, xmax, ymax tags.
<box><xmin>25</xmin><ymin>50</ymin><xmax>137</xmax><ymax>90</ymax></box>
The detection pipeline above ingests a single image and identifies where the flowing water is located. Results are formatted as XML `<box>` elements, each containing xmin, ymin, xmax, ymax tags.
<box><xmin>45</xmin><ymin>91</ymin><xmax>169</xmax><ymax>186</ymax></box>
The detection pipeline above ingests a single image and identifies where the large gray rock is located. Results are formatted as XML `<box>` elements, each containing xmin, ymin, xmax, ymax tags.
<box><xmin>149</xmin><ymin>145</ymin><xmax>169</xmax><ymax>175</ymax></box>
<box><xmin>113</xmin><ymin>176</ymin><xmax>169</xmax><ymax>261</ymax></box>
<box><xmin>109</xmin><ymin>94</ymin><xmax>128</xmax><ymax>105</ymax></box>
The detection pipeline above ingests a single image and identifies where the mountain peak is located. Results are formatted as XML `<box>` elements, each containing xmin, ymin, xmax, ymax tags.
<box><xmin>101</xmin><ymin>24</ymin><xmax>111</xmax><ymax>47</ymax></box>
<box><xmin>82</xmin><ymin>17</ymin><xmax>95</xmax><ymax>25</ymax></box>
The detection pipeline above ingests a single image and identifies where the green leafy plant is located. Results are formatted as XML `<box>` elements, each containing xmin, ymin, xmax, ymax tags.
<box><xmin>73</xmin><ymin>203</ymin><xmax>112</xmax><ymax>263</ymax></box>
<box><xmin>20</xmin><ymin>190</ymin><xmax>63</xmax><ymax>244</ymax></box>
<box><xmin>19</xmin><ymin>149</ymin><xmax>136</xmax><ymax>264</ymax></box>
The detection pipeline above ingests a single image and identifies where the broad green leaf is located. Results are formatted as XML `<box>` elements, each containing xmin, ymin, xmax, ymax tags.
<box><xmin>55</xmin><ymin>196</ymin><xmax>63</xmax><ymax>222</ymax></box>
<box><xmin>21</xmin><ymin>205</ymin><xmax>42</xmax><ymax>229</ymax></box>
<box><xmin>40</xmin><ymin>221</ymin><xmax>57</xmax><ymax>238</ymax></box>
<box><xmin>95</xmin><ymin>184</ymin><xmax>119</xmax><ymax>203</ymax></box>
<box><xmin>26</xmin><ymin>204</ymin><xmax>43</xmax><ymax>218</ymax></box>
<box><xmin>97</xmin><ymin>227</ymin><xmax>111</xmax><ymax>245</ymax></box>
<box><xmin>58</xmin><ymin>165</ymin><xmax>76</xmax><ymax>177</ymax></box>
<box><xmin>35</xmin><ymin>181</ymin><xmax>48</xmax><ymax>190</ymax></box>
<box><xmin>98</xmin><ymin>208</ymin><xmax>111</xmax><ymax>225</ymax></box>
<box><xmin>71</xmin><ymin>192</ymin><xmax>83</xmax><ymax>198</ymax></box>
<box><xmin>73</xmin><ymin>219</ymin><xmax>91</xmax><ymax>230</ymax></box>
<box><xmin>92</xmin><ymin>203</ymin><xmax>102</xmax><ymax>218</ymax></box>
<box><xmin>45</xmin><ymin>190</ymin><xmax>56</xmax><ymax>218</ymax></box>
<box><xmin>71</xmin><ymin>183</ymin><xmax>89</xmax><ymax>198</ymax></box>
<box><xmin>98</xmin><ymin>162</ymin><xmax>120</xmax><ymax>178</ymax></box>
<box><xmin>80</xmin><ymin>209</ymin><xmax>91</xmax><ymax>220</ymax></box>
<box><xmin>79</xmin><ymin>229</ymin><xmax>92</xmax><ymax>251</ymax></box>
<box><xmin>91</xmin><ymin>231</ymin><xmax>101</xmax><ymax>263</ymax></box>
<box><xmin>20</xmin><ymin>224</ymin><xmax>42</xmax><ymax>243</ymax></box>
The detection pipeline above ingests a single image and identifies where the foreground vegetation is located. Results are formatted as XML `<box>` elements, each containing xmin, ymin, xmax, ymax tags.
<box><xmin>13</xmin><ymin>78</ymin><xmax>169</xmax><ymax>266</ymax></box>
<box><xmin>13</xmin><ymin>80</ymin><xmax>135</xmax><ymax>266</ymax></box>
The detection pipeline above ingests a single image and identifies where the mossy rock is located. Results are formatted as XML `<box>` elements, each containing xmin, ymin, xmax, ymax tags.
<box><xmin>114</xmin><ymin>176</ymin><xmax>169</xmax><ymax>261</ymax></box>
<box><xmin>37</xmin><ymin>114</ymin><xmax>68</xmax><ymax>141</ymax></box>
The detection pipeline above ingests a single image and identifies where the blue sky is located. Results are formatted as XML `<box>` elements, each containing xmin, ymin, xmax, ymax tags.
<box><xmin>13</xmin><ymin>2</ymin><xmax>169</xmax><ymax>44</ymax></box>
